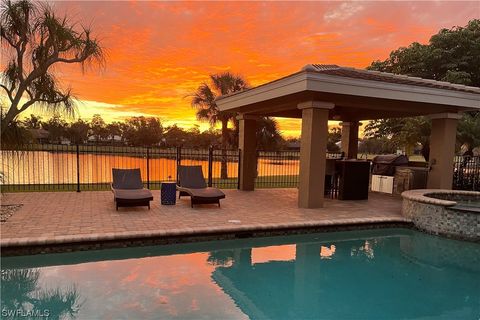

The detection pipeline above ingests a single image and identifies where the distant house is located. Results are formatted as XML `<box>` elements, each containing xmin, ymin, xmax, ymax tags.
<box><xmin>111</xmin><ymin>135</ymin><xmax>123</xmax><ymax>143</ymax></box>
<box><xmin>87</xmin><ymin>134</ymin><xmax>124</xmax><ymax>145</ymax></box>
<box><xmin>60</xmin><ymin>137</ymin><xmax>71</xmax><ymax>145</ymax></box>
<box><xmin>29</xmin><ymin>129</ymin><xmax>49</xmax><ymax>143</ymax></box>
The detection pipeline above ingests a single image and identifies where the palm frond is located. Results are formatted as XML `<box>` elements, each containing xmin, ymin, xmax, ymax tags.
<box><xmin>190</xmin><ymin>72</ymin><xmax>249</xmax><ymax>134</ymax></box>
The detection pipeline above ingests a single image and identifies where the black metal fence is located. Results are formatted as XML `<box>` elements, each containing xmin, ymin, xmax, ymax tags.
<box><xmin>0</xmin><ymin>144</ymin><xmax>240</xmax><ymax>192</ymax></box>
<box><xmin>255</xmin><ymin>151</ymin><xmax>342</xmax><ymax>188</ymax></box>
<box><xmin>453</xmin><ymin>155</ymin><xmax>480</xmax><ymax>191</ymax></box>
<box><xmin>3</xmin><ymin>144</ymin><xmax>477</xmax><ymax>192</ymax></box>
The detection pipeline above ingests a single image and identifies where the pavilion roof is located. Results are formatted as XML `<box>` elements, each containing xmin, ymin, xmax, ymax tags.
<box><xmin>217</xmin><ymin>64</ymin><xmax>480</xmax><ymax>102</ymax></box>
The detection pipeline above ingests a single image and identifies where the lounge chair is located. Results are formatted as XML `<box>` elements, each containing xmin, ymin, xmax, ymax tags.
<box><xmin>177</xmin><ymin>165</ymin><xmax>225</xmax><ymax>207</ymax></box>
<box><xmin>111</xmin><ymin>168</ymin><xmax>153</xmax><ymax>210</ymax></box>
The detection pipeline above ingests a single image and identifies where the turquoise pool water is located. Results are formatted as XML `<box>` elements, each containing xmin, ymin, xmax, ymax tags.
<box><xmin>1</xmin><ymin>228</ymin><xmax>479</xmax><ymax>319</ymax></box>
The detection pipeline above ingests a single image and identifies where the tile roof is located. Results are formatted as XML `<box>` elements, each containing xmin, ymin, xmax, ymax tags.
<box><xmin>303</xmin><ymin>64</ymin><xmax>480</xmax><ymax>94</ymax></box>
<box><xmin>217</xmin><ymin>64</ymin><xmax>480</xmax><ymax>101</ymax></box>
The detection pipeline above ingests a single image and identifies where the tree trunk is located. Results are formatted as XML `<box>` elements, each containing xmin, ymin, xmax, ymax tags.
<box><xmin>221</xmin><ymin>119</ymin><xmax>229</xmax><ymax>179</ymax></box>
<box><xmin>1</xmin><ymin>107</ymin><xmax>20</xmax><ymax>136</ymax></box>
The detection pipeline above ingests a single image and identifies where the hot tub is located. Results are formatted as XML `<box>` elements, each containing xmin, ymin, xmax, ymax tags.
<box><xmin>401</xmin><ymin>190</ymin><xmax>480</xmax><ymax>242</ymax></box>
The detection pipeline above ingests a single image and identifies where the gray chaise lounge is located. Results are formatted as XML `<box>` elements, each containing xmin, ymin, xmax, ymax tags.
<box><xmin>111</xmin><ymin>168</ymin><xmax>153</xmax><ymax>210</ymax></box>
<box><xmin>177</xmin><ymin>165</ymin><xmax>225</xmax><ymax>207</ymax></box>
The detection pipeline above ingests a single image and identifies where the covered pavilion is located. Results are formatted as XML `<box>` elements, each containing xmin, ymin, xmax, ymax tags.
<box><xmin>216</xmin><ymin>64</ymin><xmax>480</xmax><ymax>208</ymax></box>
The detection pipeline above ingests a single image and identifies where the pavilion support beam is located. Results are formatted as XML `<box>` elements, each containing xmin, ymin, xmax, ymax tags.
<box><xmin>232</xmin><ymin>248</ymin><xmax>252</xmax><ymax>269</ymax></box>
<box><xmin>427</xmin><ymin>113</ymin><xmax>462</xmax><ymax>189</ymax></box>
<box><xmin>341</xmin><ymin>121</ymin><xmax>360</xmax><ymax>159</ymax></box>
<box><xmin>293</xmin><ymin>244</ymin><xmax>308</xmax><ymax>315</ymax></box>
<box><xmin>297</xmin><ymin>101</ymin><xmax>334</xmax><ymax>208</ymax></box>
<box><xmin>238</xmin><ymin>114</ymin><xmax>258</xmax><ymax>191</ymax></box>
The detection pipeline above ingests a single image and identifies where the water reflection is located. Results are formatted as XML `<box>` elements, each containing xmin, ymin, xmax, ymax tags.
<box><xmin>1</xmin><ymin>229</ymin><xmax>479</xmax><ymax>319</ymax></box>
<box><xmin>212</xmin><ymin>238</ymin><xmax>479</xmax><ymax>319</ymax></box>
<box><xmin>1</xmin><ymin>151</ymin><xmax>297</xmax><ymax>185</ymax></box>
<box><xmin>350</xmin><ymin>239</ymin><xmax>376</xmax><ymax>259</ymax></box>
<box><xmin>320</xmin><ymin>245</ymin><xmax>336</xmax><ymax>259</ymax></box>
<box><xmin>1</xmin><ymin>269</ymin><xmax>82</xmax><ymax>319</ymax></box>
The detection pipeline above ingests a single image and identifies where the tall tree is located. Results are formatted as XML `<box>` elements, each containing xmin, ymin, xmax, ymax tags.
<box><xmin>367</xmin><ymin>19</ymin><xmax>480</xmax><ymax>157</ymax></box>
<box><xmin>0</xmin><ymin>0</ymin><xmax>104</xmax><ymax>136</ymax></box>
<box><xmin>190</xmin><ymin>72</ymin><xmax>249</xmax><ymax>178</ymax></box>
<box><xmin>364</xmin><ymin>117</ymin><xmax>431</xmax><ymax>159</ymax></box>
<box><xmin>163</xmin><ymin>125</ymin><xmax>189</xmax><ymax>147</ymax></box>
<box><xmin>42</xmin><ymin>114</ymin><xmax>67</xmax><ymax>143</ymax></box>
<box><xmin>106</xmin><ymin>121</ymin><xmax>122</xmax><ymax>143</ymax></box>
<box><xmin>368</xmin><ymin>19</ymin><xmax>480</xmax><ymax>87</ymax></box>
<box><xmin>256</xmin><ymin>117</ymin><xmax>284</xmax><ymax>151</ymax></box>
<box><xmin>22</xmin><ymin>114</ymin><xmax>43</xmax><ymax>129</ymax></box>
<box><xmin>457</xmin><ymin>112</ymin><xmax>480</xmax><ymax>153</ymax></box>
<box><xmin>358</xmin><ymin>137</ymin><xmax>397</xmax><ymax>156</ymax></box>
<box><xmin>122</xmin><ymin>116</ymin><xmax>163</xmax><ymax>146</ymax></box>
<box><xmin>90</xmin><ymin>114</ymin><xmax>107</xmax><ymax>142</ymax></box>
<box><xmin>327</xmin><ymin>127</ymin><xmax>342</xmax><ymax>152</ymax></box>
<box><xmin>0</xmin><ymin>115</ymin><xmax>31</xmax><ymax>147</ymax></box>
<box><xmin>67</xmin><ymin>119</ymin><xmax>90</xmax><ymax>144</ymax></box>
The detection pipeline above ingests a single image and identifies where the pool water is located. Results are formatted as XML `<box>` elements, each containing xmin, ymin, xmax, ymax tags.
<box><xmin>1</xmin><ymin>228</ymin><xmax>479</xmax><ymax>319</ymax></box>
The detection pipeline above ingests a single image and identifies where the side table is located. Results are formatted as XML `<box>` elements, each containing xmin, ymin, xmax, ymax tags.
<box><xmin>161</xmin><ymin>181</ymin><xmax>177</xmax><ymax>205</ymax></box>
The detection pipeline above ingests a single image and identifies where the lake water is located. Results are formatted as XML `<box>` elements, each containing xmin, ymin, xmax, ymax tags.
<box><xmin>1</xmin><ymin>151</ymin><xmax>300</xmax><ymax>186</ymax></box>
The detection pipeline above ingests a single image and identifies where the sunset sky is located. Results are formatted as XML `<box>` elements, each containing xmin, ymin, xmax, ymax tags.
<box><xmin>6</xmin><ymin>1</ymin><xmax>480</xmax><ymax>137</ymax></box>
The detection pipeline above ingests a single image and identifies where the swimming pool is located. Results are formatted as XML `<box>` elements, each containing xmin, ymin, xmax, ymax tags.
<box><xmin>2</xmin><ymin>228</ymin><xmax>479</xmax><ymax>319</ymax></box>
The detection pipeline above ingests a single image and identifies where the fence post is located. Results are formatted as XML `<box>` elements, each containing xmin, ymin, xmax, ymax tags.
<box><xmin>76</xmin><ymin>144</ymin><xmax>80</xmax><ymax>192</ymax></box>
<box><xmin>146</xmin><ymin>147</ymin><xmax>150</xmax><ymax>189</ymax></box>
<box><xmin>176</xmin><ymin>146</ymin><xmax>181</xmax><ymax>183</ymax></box>
<box><xmin>237</xmin><ymin>148</ymin><xmax>241</xmax><ymax>190</ymax></box>
<box><xmin>208</xmin><ymin>146</ymin><xmax>213</xmax><ymax>187</ymax></box>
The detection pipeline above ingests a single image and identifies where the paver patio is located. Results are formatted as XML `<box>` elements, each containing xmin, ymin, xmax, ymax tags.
<box><xmin>0</xmin><ymin>189</ymin><xmax>407</xmax><ymax>248</ymax></box>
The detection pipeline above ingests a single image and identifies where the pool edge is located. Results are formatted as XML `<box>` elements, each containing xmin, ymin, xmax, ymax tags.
<box><xmin>1</xmin><ymin>221</ymin><xmax>413</xmax><ymax>257</ymax></box>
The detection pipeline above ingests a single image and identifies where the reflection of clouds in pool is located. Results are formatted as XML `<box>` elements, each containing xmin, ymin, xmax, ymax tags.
<box><xmin>33</xmin><ymin>253</ymin><xmax>248</xmax><ymax>319</ymax></box>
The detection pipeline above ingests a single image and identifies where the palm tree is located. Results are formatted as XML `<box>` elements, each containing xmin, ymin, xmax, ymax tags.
<box><xmin>1</xmin><ymin>268</ymin><xmax>83</xmax><ymax>319</ymax></box>
<box><xmin>256</xmin><ymin>117</ymin><xmax>284</xmax><ymax>151</ymax></box>
<box><xmin>190</xmin><ymin>72</ymin><xmax>249</xmax><ymax>179</ymax></box>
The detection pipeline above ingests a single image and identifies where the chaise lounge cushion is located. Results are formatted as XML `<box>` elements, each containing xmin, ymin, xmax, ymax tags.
<box><xmin>113</xmin><ymin>188</ymin><xmax>153</xmax><ymax>201</ymax></box>
<box><xmin>178</xmin><ymin>186</ymin><xmax>225</xmax><ymax>199</ymax></box>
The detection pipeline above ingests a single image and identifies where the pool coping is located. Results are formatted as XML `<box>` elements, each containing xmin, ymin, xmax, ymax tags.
<box><xmin>401</xmin><ymin>189</ymin><xmax>480</xmax><ymax>242</ymax></box>
<box><xmin>0</xmin><ymin>218</ymin><xmax>412</xmax><ymax>256</ymax></box>
<box><xmin>401</xmin><ymin>189</ymin><xmax>480</xmax><ymax>207</ymax></box>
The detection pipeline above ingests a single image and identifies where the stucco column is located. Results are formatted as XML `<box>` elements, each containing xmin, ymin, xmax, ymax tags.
<box><xmin>427</xmin><ymin>113</ymin><xmax>461</xmax><ymax>189</ymax></box>
<box><xmin>341</xmin><ymin>121</ymin><xmax>360</xmax><ymax>159</ymax></box>
<box><xmin>297</xmin><ymin>101</ymin><xmax>334</xmax><ymax>208</ymax></box>
<box><xmin>238</xmin><ymin>114</ymin><xmax>258</xmax><ymax>191</ymax></box>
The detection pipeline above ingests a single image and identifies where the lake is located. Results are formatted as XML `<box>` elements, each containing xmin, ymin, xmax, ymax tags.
<box><xmin>1</xmin><ymin>150</ymin><xmax>300</xmax><ymax>187</ymax></box>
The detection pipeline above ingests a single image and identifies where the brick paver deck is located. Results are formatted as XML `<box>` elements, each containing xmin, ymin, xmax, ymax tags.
<box><xmin>0</xmin><ymin>189</ymin><xmax>407</xmax><ymax>248</ymax></box>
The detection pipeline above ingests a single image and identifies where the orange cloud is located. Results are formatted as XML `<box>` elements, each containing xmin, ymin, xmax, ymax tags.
<box><xmin>36</xmin><ymin>1</ymin><xmax>478</xmax><ymax>136</ymax></box>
